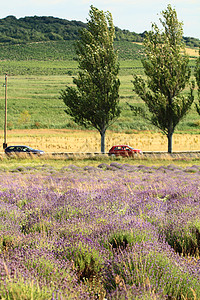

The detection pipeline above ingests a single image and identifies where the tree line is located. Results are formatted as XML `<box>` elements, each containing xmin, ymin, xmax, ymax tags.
<box><xmin>0</xmin><ymin>15</ymin><xmax>142</xmax><ymax>44</ymax></box>
<box><xmin>0</xmin><ymin>15</ymin><xmax>199</xmax><ymax>47</ymax></box>
<box><xmin>60</xmin><ymin>5</ymin><xmax>200</xmax><ymax>153</ymax></box>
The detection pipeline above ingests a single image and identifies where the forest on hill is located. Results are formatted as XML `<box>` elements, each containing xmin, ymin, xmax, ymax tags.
<box><xmin>0</xmin><ymin>15</ymin><xmax>143</xmax><ymax>44</ymax></box>
<box><xmin>0</xmin><ymin>15</ymin><xmax>199</xmax><ymax>47</ymax></box>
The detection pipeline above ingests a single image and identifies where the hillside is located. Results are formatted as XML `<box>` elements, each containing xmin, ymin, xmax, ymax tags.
<box><xmin>0</xmin><ymin>16</ymin><xmax>199</xmax><ymax>133</ymax></box>
<box><xmin>0</xmin><ymin>40</ymin><xmax>145</xmax><ymax>65</ymax></box>
<box><xmin>0</xmin><ymin>15</ymin><xmax>143</xmax><ymax>44</ymax></box>
<box><xmin>0</xmin><ymin>15</ymin><xmax>199</xmax><ymax>47</ymax></box>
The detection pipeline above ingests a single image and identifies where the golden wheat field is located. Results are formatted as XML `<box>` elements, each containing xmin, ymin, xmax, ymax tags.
<box><xmin>1</xmin><ymin>129</ymin><xmax>200</xmax><ymax>153</ymax></box>
<box><xmin>133</xmin><ymin>43</ymin><xmax>199</xmax><ymax>58</ymax></box>
<box><xmin>185</xmin><ymin>47</ymin><xmax>199</xmax><ymax>57</ymax></box>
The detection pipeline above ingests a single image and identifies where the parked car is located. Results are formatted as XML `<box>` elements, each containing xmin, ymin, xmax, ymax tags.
<box><xmin>5</xmin><ymin>145</ymin><xmax>44</xmax><ymax>156</ymax></box>
<box><xmin>108</xmin><ymin>145</ymin><xmax>142</xmax><ymax>157</ymax></box>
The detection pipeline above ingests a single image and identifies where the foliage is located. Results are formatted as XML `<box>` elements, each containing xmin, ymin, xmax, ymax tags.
<box><xmin>0</xmin><ymin>15</ymin><xmax>199</xmax><ymax>47</ymax></box>
<box><xmin>0</xmin><ymin>15</ymin><xmax>87</xmax><ymax>44</ymax></box>
<box><xmin>60</xmin><ymin>6</ymin><xmax>121</xmax><ymax>153</ymax></box>
<box><xmin>183</xmin><ymin>36</ymin><xmax>200</xmax><ymax>48</ymax></box>
<box><xmin>0</xmin><ymin>15</ymin><xmax>144</xmax><ymax>45</ymax></box>
<box><xmin>130</xmin><ymin>5</ymin><xmax>194</xmax><ymax>153</ymax></box>
<box><xmin>0</xmin><ymin>65</ymin><xmax>199</xmax><ymax>134</ymax></box>
<box><xmin>0</xmin><ymin>279</ymin><xmax>54</xmax><ymax>300</ymax></box>
<box><xmin>0</xmin><ymin>26</ymin><xmax>198</xmax><ymax>134</ymax></box>
<box><xmin>115</xmin><ymin>26</ymin><xmax>143</xmax><ymax>42</ymax></box>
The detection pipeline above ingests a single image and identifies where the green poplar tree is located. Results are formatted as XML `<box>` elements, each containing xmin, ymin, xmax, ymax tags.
<box><xmin>130</xmin><ymin>5</ymin><xmax>194</xmax><ymax>153</ymax></box>
<box><xmin>60</xmin><ymin>6</ymin><xmax>120</xmax><ymax>153</ymax></box>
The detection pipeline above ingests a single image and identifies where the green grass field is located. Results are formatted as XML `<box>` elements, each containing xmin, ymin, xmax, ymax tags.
<box><xmin>0</xmin><ymin>40</ymin><xmax>144</xmax><ymax>62</ymax></box>
<box><xmin>0</xmin><ymin>40</ymin><xmax>199</xmax><ymax>133</ymax></box>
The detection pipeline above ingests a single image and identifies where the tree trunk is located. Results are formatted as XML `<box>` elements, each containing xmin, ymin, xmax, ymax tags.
<box><xmin>100</xmin><ymin>130</ymin><xmax>106</xmax><ymax>153</ymax></box>
<box><xmin>167</xmin><ymin>132</ymin><xmax>173</xmax><ymax>153</ymax></box>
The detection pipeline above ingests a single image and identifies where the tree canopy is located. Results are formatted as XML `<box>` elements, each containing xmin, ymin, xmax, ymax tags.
<box><xmin>60</xmin><ymin>6</ymin><xmax>120</xmax><ymax>153</ymax></box>
<box><xmin>130</xmin><ymin>4</ymin><xmax>194</xmax><ymax>153</ymax></box>
<box><xmin>0</xmin><ymin>15</ymin><xmax>142</xmax><ymax>44</ymax></box>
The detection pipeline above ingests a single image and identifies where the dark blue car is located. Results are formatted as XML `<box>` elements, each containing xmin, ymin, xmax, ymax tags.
<box><xmin>5</xmin><ymin>145</ymin><xmax>44</xmax><ymax>156</ymax></box>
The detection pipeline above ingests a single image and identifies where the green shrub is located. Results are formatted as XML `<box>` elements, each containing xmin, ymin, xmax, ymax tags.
<box><xmin>0</xmin><ymin>279</ymin><xmax>54</xmax><ymax>300</ymax></box>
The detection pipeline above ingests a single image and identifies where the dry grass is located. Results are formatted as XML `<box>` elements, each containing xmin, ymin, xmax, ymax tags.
<box><xmin>133</xmin><ymin>42</ymin><xmax>199</xmax><ymax>57</ymax></box>
<box><xmin>185</xmin><ymin>47</ymin><xmax>199</xmax><ymax>57</ymax></box>
<box><xmin>1</xmin><ymin>129</ymin><xmax>200</xmax><ymax>153</ymax></box>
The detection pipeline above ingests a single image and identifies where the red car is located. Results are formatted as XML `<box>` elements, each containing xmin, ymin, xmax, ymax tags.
<box><xmin>108</xmin><ymin>145</ymin><xmax>142</xmax><ymax>157</ymax></box>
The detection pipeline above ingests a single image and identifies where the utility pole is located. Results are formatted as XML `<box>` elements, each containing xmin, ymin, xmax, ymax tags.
<box><xmin>3</xmin><ymin>73</ymin><xmax>7</xmax><ymax>149</ymax></box>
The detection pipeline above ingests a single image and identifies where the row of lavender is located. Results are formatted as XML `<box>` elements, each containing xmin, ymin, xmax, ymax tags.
<box><xmin>0</xmin><ymin>163</ymin><xmax>200</xmax><ymax>299</ymax></box>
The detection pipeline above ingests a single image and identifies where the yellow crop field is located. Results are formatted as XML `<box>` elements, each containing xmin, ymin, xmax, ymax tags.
<box><xmin>1</xmin><ymin>129</ymin><xmax>200</xmax><ymax>153</ymax></box>
<box><xmin>133</xmin><ymin>43</ymin><xmax>199</xmax><ymax>58</ymax></box>
<box><xmin>185</xmin><ymin>47</ymin><xmax>199</xmax><ymax>57</ymax></box>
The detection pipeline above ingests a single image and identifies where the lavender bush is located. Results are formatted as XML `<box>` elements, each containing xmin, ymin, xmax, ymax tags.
<box><xmin>0</xmin><ymin>163</ymin><xmax>200</xmax><ymax>299</ymax></box>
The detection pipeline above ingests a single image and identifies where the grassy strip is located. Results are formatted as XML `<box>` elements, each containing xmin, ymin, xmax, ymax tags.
<box><xmin>0</xmin><ymin>154</ymin><xmax>200</xmax><ymax>171</ymax></box>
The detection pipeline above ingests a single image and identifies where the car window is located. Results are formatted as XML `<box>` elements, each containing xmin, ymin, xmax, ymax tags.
<box><xmin>18</xmin><ymin>147</ymin><xmax>24</xmax><ymax>151</ymax></box>
<box><xmin>114</xmin><ymin>147</ymin><xmax>120</xmax><ymax>150</ymax></box>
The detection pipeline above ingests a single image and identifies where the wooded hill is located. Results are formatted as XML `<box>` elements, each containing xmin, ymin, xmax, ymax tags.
<box><xmin>0</xmin><ymin>15</ymin><xmax>143</xmax><ymax>44</ymax></box>
<box><xmin>0</xmin><ymin>15</ymin><xmax>199</xmax><ymax>47</ymax></box>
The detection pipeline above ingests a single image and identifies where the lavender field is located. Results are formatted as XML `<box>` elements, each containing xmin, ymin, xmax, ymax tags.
<box><xmin>0</xmin><ymin>162</ymin><xmax>200</xmax><ymax>299</ymax></box>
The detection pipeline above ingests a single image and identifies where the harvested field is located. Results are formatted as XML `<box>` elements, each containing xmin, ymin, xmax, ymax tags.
<box><xmin>1</xmin><ymin>129</ymin><xmax>200</xmax><ymax>153</ymax></box>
